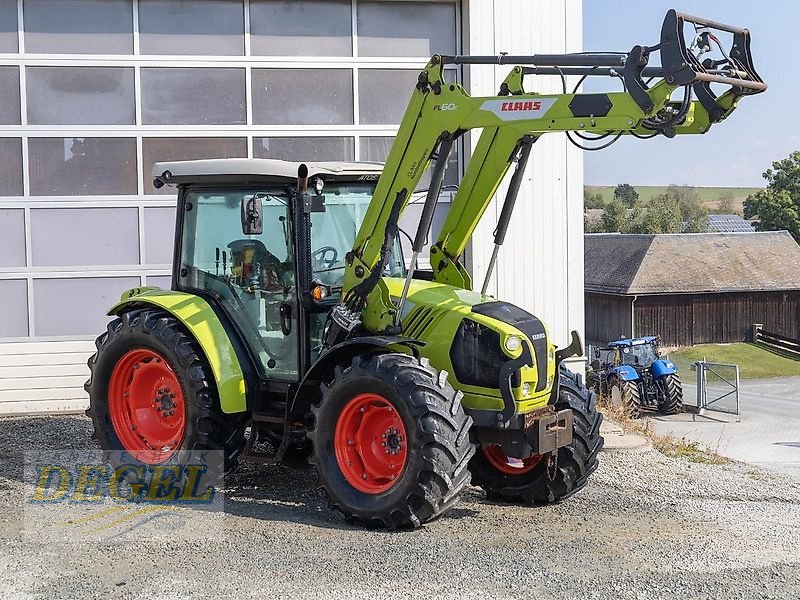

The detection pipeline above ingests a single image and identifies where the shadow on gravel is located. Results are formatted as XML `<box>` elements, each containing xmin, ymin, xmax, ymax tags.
<box><xmin>0</xmin><ymin>415</ymin><xmax>480</xmax><ymax>532</ymax></box>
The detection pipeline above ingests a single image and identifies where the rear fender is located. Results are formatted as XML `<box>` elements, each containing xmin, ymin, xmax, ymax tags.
<box><xmin>651</xmin><ymin>358</ymin><xmax>677</xmax><ymax>378</ymax></box>
<box><xmin>613</xmin><ymin>365</ymin><xmax>639</xmax><ymax>381</ymax></box>
<box><xmin>288</xmin><ymin>336</ymin><xmax>423</xmax><ymax>420</ymax></box>
<box><xmin>108</xmin><ymin>288</ymin><xmax>247</xmax><ymax>414</ymax></box>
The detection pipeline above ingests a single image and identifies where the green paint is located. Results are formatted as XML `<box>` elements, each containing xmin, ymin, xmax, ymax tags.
<box><xmin>343</xmin><ymin>53</ymin><xmax>751</xmax><ymax>331</ymax></box>
<box><xmin>384</xmin><ymin>278</ymin><xmax>556</xmax><ymax>414</ymax></box>
<box><xmin>109</xmin><ymin>288</ymin><xmax>247</xmax><ymax>414</ymax></box>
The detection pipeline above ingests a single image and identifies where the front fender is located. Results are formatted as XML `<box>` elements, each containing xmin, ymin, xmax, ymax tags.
<box><xmin>651</xmin><ymin>359</ymin><xmax>677</xmax><ymax>378</ymax></box>
<box><xmin>288</xmin><ymin>335</ymin><xmax>423</xmax><ymax>419</ymax></box>
<box><xmin>613</xmin><ymin>365</ymin><xmax>639</xmax><ymax>381</ymax></box>
<box><xmin>109</xmin><ymin>288</ymin><xmax>247</xmax><ymax>414</ymax></box>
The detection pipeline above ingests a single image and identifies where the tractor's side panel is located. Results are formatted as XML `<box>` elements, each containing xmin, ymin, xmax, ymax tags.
<box><xmin>108</xmin><ymin>287</ymin><xmax>247</xmax><ymax>414</ymax></box>
<box><xmin>651</xmin><ymin>359</ymin><xmax>677</xmax><ymax>378</ymax></box>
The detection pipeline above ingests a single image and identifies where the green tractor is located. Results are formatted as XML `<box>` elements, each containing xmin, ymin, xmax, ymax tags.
<box><xmin>85</xmin><ymin>11</ymin><xmax>764</xmax><ymax>528</ymax></box>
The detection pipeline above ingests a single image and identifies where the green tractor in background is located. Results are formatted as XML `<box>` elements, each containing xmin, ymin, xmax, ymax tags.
<box><xmin>85</xmin><ymin>11</ymin><xmax>764</xmax><ymax>528</ymax></box>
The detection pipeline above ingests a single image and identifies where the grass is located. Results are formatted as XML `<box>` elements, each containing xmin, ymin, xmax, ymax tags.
<box><xmin>667</xmin><ymin>343</ymin><xmax>800</xmax><ymax>379</ymax></box>
<box><xmin>585</xmin><ymin>185</ymin><xmax>761</xmax><ymax>206</ymax></box>
<box><xmin>599</xmin><ymin>397</ymin><xmax>730</xmax><ymax>464</ymax></box>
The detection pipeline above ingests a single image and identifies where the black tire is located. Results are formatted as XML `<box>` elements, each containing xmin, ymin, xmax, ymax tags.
<box><xmin>658</xmin><ymin>373</ymin><xmax>684</xmax><ymax>415</ymax></box>
<box><xmin>615</xmin><ymin>379</ymin><xmax>642</xmax><ymax>419</ymax></box>
<box><xmin>469</xmin><ymin>366</ymin><xmax>604</xmax><ymax>505</ymax></box>
<box><xmin>85</xmin><ymin>309</ymin><xmax>248</xmax><ymax>477</ymax></box>
<box><xmin>308</xmin><ymin>353</ymin><xmax>475</xmax><ymax>529</ymax></box>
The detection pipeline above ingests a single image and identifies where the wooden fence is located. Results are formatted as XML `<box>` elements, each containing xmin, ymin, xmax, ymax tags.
<box><xmin>754</xmin><ymin>327</ymin><xmax>800</xmax><ymax>358</ymax></box>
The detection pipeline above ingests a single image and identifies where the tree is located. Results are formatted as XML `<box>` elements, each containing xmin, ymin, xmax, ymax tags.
<box><xmin>717</xmin><ymin>191</ymin><xmax>740</xmax><ymax>215</ymax></box>
<box><xmin>600</xmin><ymin>198</ymin><xmax>628</xmax><ymax>232</ymax></box>
<box><xmin>636</xmin><ymin>193</ymin><xmax>682</xmax><ymax>233</ymax></box>
<box><xmin>664</xmin><ymin>185</ymin><xmax>708</xmax><ymax>232</ymax></box>
<box><xmin>584</xmin><ymin>188</ymin><xmax>606</xmax><ymax>209</ymax></box>
<box><xmin>744</xmin><ymin>151</ymin><xmax>800</xmax><ymax>241</ymax></box>
<box><xmin>613</xmin><ymin>183</ymin><xmax>639</xmax><ymax>207</ymax></box>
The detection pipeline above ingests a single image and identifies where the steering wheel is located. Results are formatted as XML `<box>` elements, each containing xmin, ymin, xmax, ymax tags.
<box><xmin>312</xmin><ymin>246</ymin><xmax>339</xmax><ymax>270</ymax></box>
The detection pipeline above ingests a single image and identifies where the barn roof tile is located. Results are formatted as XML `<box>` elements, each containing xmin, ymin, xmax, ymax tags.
<box><xmin>584</xmin><ymin>231</ymin><xmax>800</xmax><ymax>295</ymax></box>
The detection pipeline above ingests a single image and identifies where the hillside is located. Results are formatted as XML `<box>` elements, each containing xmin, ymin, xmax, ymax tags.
<box><xmin>585</xmin><ymin>185</ymin><xmax>761</xmax><ymax>211</ymax></box>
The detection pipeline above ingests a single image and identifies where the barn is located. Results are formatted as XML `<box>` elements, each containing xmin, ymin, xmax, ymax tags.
<box><xmin>585</xmin><ymin>231</ymin><xmax>800</xmax><ymax>348</ymax></box>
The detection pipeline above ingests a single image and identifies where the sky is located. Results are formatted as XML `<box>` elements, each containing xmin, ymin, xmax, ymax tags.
<box><xmin>582</xmin><ymin>1</ymin><xmax>794</xmax><ymax>187</ymax></box>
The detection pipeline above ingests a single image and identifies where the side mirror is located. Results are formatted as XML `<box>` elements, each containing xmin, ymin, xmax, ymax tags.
<box><xmin>241</xmin><ymin>193</ymin><xmax>264</xmax><ymax>235</ymax></box>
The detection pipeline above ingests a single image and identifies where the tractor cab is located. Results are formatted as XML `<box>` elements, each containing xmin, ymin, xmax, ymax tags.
<box><xmin>608</xmin><ymin>337</ymin><xmax>660</xmax><ymax>369</ymax></box>
<box><xmin>154</xmin><ymin>159</ymin><xmax>404</xmax><ymax>379</ymax></box>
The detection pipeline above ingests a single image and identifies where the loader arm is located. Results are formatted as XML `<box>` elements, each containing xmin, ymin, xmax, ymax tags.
<box><xmin>331</xmin><ymin>9</ymin><xmax>765</xmax><ymax>339</ymax></box>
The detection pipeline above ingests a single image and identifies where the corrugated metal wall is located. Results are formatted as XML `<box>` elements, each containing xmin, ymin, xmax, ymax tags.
<box><xmin>463</xmin><ymin>0</ymin><xmax>585</xmax><ymax>364</ymax></box>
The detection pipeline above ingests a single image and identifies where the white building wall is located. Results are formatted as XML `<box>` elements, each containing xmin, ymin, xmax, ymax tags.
<box><xmin>0</xmin><ymin>0</ymin><xmax>583</xmax><ymax>415</ymax></box>
<box><xmin>464</xmin><ymin>0</ymin><xmax>585</xmax><ymax>364</ymax></box>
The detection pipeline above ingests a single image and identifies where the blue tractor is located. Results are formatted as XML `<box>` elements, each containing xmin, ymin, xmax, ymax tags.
<box><xmin>588</xmin><ymin>336</ymin><xmax>683</xmax><ymax>419</ymax></box>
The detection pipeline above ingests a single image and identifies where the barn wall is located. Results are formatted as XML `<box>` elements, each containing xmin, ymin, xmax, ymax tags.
<box><xmin>634</xmin><ymin>292</ymin><xmax>800</xmax><ymax>347</ymax></box>
<box><xmin>585</xmin><ymin>293</ymin><xmax>632</xmax><ymax>346</ymax></box>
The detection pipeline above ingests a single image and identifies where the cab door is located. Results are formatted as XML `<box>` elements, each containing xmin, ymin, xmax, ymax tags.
<box><xmin>177</xmin><ymin>187</ymin><xmax>300</xmax><ymax>381</ymax></box>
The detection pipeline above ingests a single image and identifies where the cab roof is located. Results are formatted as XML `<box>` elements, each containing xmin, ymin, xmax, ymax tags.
<box><xmin>152</xmin><ymin>158</ymin><xmax>383</xmax><ymax>188</ymax></box>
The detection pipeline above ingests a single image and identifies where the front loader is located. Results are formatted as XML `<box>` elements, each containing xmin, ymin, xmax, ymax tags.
<box><xmin>85</xmin><ymin>10</ymin><xmax>765</xmax><ymax>528</ymax></box>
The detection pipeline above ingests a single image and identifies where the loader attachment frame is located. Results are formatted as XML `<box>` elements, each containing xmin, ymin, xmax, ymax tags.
<box><xmin>326</xmin><ymin>9</ymin><xmax>765</xmax><ymax>340</ymax></box>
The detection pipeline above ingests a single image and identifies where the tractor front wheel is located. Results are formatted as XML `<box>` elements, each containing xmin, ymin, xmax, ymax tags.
<box><xmin>469</xmin><ymin>367</ymin><xmax>604</xmax><ymax>505</ymax></box>
<box><xmin>308</xmin><ymin>353</ymin><xmax>474</xmax><ymax>529</ymax></box>
<box><xmin>85</xmin><ymin>309</ymin><xmax>247</xmax><ymax>474</ymax></box>
<box><xmin>658</xmin><ymin>373</ymin><xmax>684</xmax><ymax>415</ymax></box>
<box><xmin>611</xmin><ymin>379</ymin><xmax>642</xmax><ymax>419</ymax></box>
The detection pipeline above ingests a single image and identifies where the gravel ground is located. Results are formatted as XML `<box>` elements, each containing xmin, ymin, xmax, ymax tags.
<box><xmin>1</xmin><ymin>415</ymin><xmax>799</xmax><ymax>600</ymax></box>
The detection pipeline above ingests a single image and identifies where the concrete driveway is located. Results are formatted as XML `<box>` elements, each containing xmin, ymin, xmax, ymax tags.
<box><xmin>651</xmin><ymin>376</ymin><xmax>800</xmax><ymax>476</ymax></box>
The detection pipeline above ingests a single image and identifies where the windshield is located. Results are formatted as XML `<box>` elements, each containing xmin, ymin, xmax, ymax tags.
<box><xmin>311</xmin><ymin>183</ymin><xmax>404</xmax><ymax>289</ymax></box>
<box><xmin>619</xmin><ymin>343</ymin><xmax>659</xmax><ymax>367</ymax></box>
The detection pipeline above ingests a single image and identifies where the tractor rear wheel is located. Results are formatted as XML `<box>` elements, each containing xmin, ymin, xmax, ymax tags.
<box><xmin>308</xmin><ymin>353</ymin><xmax>474</xmax><ymax>529</ymax></box>
<box><xmin>469</xmin><ymin>367</ymin><xmax>604</xmax><ymax>505</ymax></box>
<box><xmin>658</xmin><ymin>373</ymin><xmax>684</xmax><ymax>415</ymax></box>
<box><xmin>612</xmin><ymin>379</ymin><xmax>642</xmax><ymax>419</ymax></box>
<box><xmin>85</xmin><ymin>309</ymin><xmax>247</xmax><ymax>475</ymax></box>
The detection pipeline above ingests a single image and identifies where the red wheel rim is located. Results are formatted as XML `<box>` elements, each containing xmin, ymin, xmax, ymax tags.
<box><xmin>483</xmin><ymin>445</ymin><xmax>543</xmax><ymax>475</ymax></box>
<box><xmin>334</xmin><ymin>393</ymin><xmax>407</xmax><ymax>494</ymax></box>
<box><xmin>108</xmin><ymin>349</ymin><xmax>186</xmax><ymax>464</ymax></box>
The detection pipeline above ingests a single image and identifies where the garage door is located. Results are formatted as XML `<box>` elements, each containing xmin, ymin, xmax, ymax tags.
<box><xmin>0</xmin><ymin>0</ymin><xmax>460</xmax><ymax>415</ymax></box>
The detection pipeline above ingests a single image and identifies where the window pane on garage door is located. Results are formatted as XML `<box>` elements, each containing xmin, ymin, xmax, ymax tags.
<box><xmin>358</xmin><ymin>69</ymin><xmax>419</xmax><ymax>125</ymax></box>
<box><xmin>253</xmin><ymin>137</ymin><xmax>355</xmax><ymax>162</ymax></box>
<box><xmin>30</xmin><ymin>208</ymin><xmax>140</xmax><ymax>267</ymax></box>
<box><xmin>0</xmin><ymin>0</ymin><xmax>18</xmax><ymax>53</ymax></box>
<box><xmin>357</xmin><ymin>1</ymin><xmax>456</xmax><ymax>57</ymax></box>
<box><xmin>0</xmin><ymin>209</ymin><xmax>26</xmax><ymax>268</ymax></box>
<box><xmin>0</xmin><ymin>67</ymin><xmax>20</xmax><ymax>125</ymax></box>
<box><xmin>26</xmin><ymin>67</ymin><xmax>135</xmax><ymax>126</ymax></box>
<box><xmin>148</xmin><ymin>276</ymin><xmax>173</xmax><ymax>290</ymax></box>
<box><xmin>144</xmin><ymin>206</ymin><xmax>176</xmax><ymax>265</ymax></box>
<box><xmin>252</xmin><ymin>69</ymin><xmax>353</xmax><ymax>125</ymax></box>
<box><xmin>28</xmin><ymin>137</ymin><xmax>137</xmax><ymax>196</ymax></box>
<box><xmin>33</xmin><ymin>277</ymin><xmax>140</xmax><ymax>336</ymax></box>
<box><xmin>250</xmin><ymin>0</ymin><xmax>352</xmax><ymax>56</ymax></box>
<box><xmin>23</xmin><ymin>0</ymin><xmax>133</xmax><ymax>55</ymax></box>
<box><xmin>142</xmin><ymin>137</ymin><xmax>248</xmax><ymax>194</ymax></box>
<box><xmin>0</xmin><ymin>280</ymin><xmax>28</xmax><ymax>338</ymax></box>
<box><xmin>138</xmin><ymin>0</ymin><xmax>244</xmax><ymax>56</ymax></box>
<box><xmin>0</xmin><ymin>138</ymin><xmax>23</xmax><ymax>196</ymax></box>
<box><xmin>141</xmin><ymin>68</ymin><xmax>246</xmax><ymax>125</ymax></box>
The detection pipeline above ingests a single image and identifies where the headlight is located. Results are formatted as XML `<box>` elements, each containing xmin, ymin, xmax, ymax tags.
<box><xmin>504</xmin><ymin>335</ymin><xmax>521</xmax><ymax>352</ymax></box>
<box><xmin>548</xmin><ymin>347</ymin><xmax>555</xmax><ymax>362</ymax></box>
<box><xmin>522</xmin><ymin>382</ymin><xmax>531</xmax><ymax>396</ymax></box>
